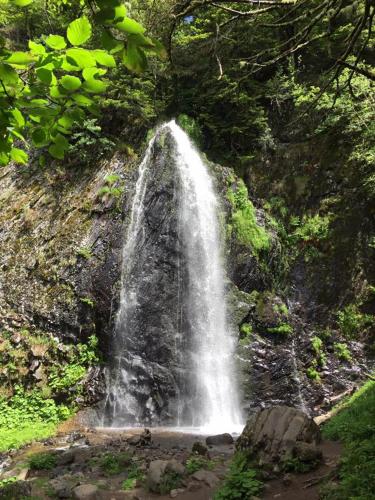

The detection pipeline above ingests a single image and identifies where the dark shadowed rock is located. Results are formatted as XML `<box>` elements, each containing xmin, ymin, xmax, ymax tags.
<box><xmin>206</xmin><ymin>433</ymin><xmax>234</xmax><ymax>446</ymax></box>
<box><xmin>236</xmin><ymin>406</ymin><xmax>321</xmax><ymax>467</ymax></box>
<box><xmin>192</xmin><ymin>442</ymin><xmax>209</xmax><ymax>456</ymax></box>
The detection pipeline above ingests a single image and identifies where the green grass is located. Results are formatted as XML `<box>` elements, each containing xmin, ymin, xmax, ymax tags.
<box><xmin>322</xmin><ymin>380</ymin><xmax>375</xmax><ymax>499</ymax></box>
<box><xmin>0</xmin><ymin>422</ymin><xmax>57</xmax><ymax>452</ymax></box>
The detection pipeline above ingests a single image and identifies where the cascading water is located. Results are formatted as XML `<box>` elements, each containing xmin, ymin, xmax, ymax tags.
<box><xmin>103</xmin><ymin>120</ymin><xmax>242</xmax><ymax>432</ymax></box>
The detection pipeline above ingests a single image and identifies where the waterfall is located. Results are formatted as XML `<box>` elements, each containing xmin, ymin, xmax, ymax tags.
<box><xmin>104</xmin><ymin>121</ymin><xmax>242</xmax><ymax>432</ymax></box>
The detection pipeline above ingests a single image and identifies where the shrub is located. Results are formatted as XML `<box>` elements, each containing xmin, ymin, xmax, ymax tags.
<box><xmin>337</xmin><ymin>304</ymin><xmax>373</xmax><ymax>339</ymax></box>
<box><xmin>29</xmin><ymin>452</ymin><xmax>57</xmax><ymax>470</ymax></box>
<box><xmin>334</xmin><ymin>343</ymin><xmax>352</xmax><ymax>362</ymax></box>
<box><xmin>177</xmin><ymin>114</ymin><xmax>203</xmax><ymax>146</ymax></box>
<box><xmin>121</xmin><ymin>463</ymin><xmax>143</xmax><ymax>490</ymax></box>
<box><xmin>214</xmin><ymin>452</ymin><xmax>262</xmax><ymax>500</ymax></box>
<box><xmin>186</xmin><ymin>456</ymin><xmax>214</xmax><ymax>474</ymax></box>
<box><xmin>227</xmin><ymin>180</ymin><xmax>270</xmax><ymax>254</ymax></box>
<box><xmin>100</xmin><ymin>452</ymin><xmax>133</xmax><ymax>476</ymax></box>
<box><xmin>158</xmin><ymin>471</ymin><xmax>183</xmax><ymax>495</ymax></box>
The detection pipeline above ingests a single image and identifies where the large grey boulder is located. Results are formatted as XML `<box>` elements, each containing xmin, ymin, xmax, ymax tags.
<box><xmin>73</xmin><ymin>484</ymin><xmax>99</xmax><ymax>499</ymax></box>
<box><xmin>236</xmin><ymin>406</ymin><xmax>321</xmax><ymax>467</ymax></box>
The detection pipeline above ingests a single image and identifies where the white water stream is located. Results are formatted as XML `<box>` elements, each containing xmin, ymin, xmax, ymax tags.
<box><xmin>105</xmin><ymin>121</ymin><xmax>242</xmax><ymax>433</ymax></box>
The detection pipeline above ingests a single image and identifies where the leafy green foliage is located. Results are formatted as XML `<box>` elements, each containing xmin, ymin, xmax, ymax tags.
<box><xmin>69</xmin><ymin>118</ymin><xmax>115</xmax><ymax>162</ymax></box>
<box><xmin>121</xmin><ymin>463</ymin><xmax>144</xmax><ymax>490</ymax></box>
<box><xmin>311</xmin><ymin>335</ymin><xmax>327</xmax><ymax>367</ymax></box>
<box><xmin>0</xmin><ymin>329</ymin><xmax>99</xmax><ymax>451</ymax></box>
<box><xmin>0</xmin><ymin>386</ymin><xmax>70</xmax><ymax>429</ymax></box>
<box><xmin>97</xmin><ymin>172</ymin><xmax>123</xmax><ymax>204</ymax></box>
<box><xmin>0</xmin><ymin>0</ymin><xmax>163</xmax><ymax>165</ymax></box>
<box><xmin>98</xmin><ymin>451</ymin><xmax>133</xmax><ymax>476</ymax></box>
<box><xmin>267</xmin><ymin>323</ymin><xmax>293</xmax><ymax>336</ymax></box>
<box><xmin>306</xmin><ymin>366</ymin><xmax>321</xmax><ymax>382</ymax></box>
<box><xmin>214</xmin><ymin>452</ymin><xmax>262</xmax><ymax>500</ymax></box>
<box><xmin>0</xmin><ymin>477</ymin><xmax>17</xmax><ymax>490</ymax></box>
<box><xmin>77</xmin><ymin>246</ymin><xmax>92</xmax><ymax>259</ymax></box>
<box><xmin>177</xmin><ymin>114</ymin><xmax>203</xmax><ymax>146</ymax></box>
<box><xmin>186</xmin><ymin>456</ymin><xmax>214</xmax><ymax>474</ymax></box>
<box><xmin>281</xmin><ymin>456</ymin><xmax>318</xmax><ymax>473</ymax></box>
<box><xmin>158</xmin><ymin>471</ymin><xmax>183</xmax><ymax>495</ymax></box>
<box><xmin>227</xmin><ymin>180</ymin><xmax>270</xmax><ymax>254</ymax></box>
<box><xmin>239</xmin><ymin>323</ymin><xmax>253</xmax><ymax>345</ymax></box>
<box><xmin>322</xmin><ymin>381</ymin><xmax>375</xmax><ymax>500</ymax></box>
<box><xmin>29</xmin><ymin>452</ymin><xmax>57</xmax><ymax>470</ymax></box>
<box><xmin>0</xmin><ymin>422</ymin><xmax>56</xmax><ymax>452</ymax></box>
<box><xmin>337</xmin><ymin>304</ymin><xmax>374</xmax><ymax>339</ymax></box>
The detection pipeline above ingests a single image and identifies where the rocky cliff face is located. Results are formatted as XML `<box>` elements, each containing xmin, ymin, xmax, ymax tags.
<box><xmin>0</xmin><ymin>133</ymin><xmax>371</xmax><ymax>421</ymax></box>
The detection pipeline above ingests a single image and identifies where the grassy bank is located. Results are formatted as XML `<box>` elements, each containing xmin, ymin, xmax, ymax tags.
<box><xmin>0</xmin><ymin>423</ymin><xmax>57</xmax><ymax>453</ymax></box>
<box><xmin>322</xmin><ymin>380</ymin><xmax>375</xmax><ymax>499</ymax></box>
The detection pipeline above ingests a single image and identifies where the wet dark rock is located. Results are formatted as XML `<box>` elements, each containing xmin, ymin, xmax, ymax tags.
<box><xmin>191</xmin><ymin>442</ymin><xmax>209</xmax><ymax>457</ymax></box>
<box><xmin>206</xmin><ymin>433</ymin><xmax>234</xmax><ymax>446</ymax></box>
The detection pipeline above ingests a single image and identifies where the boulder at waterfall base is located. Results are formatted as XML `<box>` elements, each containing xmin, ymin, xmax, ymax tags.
<box><xmin>236</xmin><ymin>406</ymin><xmax>321</xmax><ymax>468</ymax></box>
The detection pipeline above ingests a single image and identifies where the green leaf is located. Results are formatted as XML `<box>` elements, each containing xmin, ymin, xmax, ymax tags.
<box><xmin>93</xmin><ymin>50</ymin><xmax>116</xmax><ymax>68</ymax></box>
<box><xmin>60</xmin><ymin>75</ymin><xmax>81</xmax><ymax>91</ymax></box>
<box><xmin>12</xmin><ymin>0</ymin><xmax>33</xmax><ymax>6</ymax></box>
<box><xmin>82</xmin><ymin>67</ymin><xmax>106</xmax><ymax>80</ymax></box>
<box><xmin>57</xmin><ymin>113</ymin><xmax>74</xmax><ymax>131</ymax></box>
<box><xmin>72</xmin><ymin>94</ymin><xmax>94</xmax><ymax>106</ymax></box>
<box><xmin>49</xmin><ymin>134</ymin><xmax>69</xmax><ymax>160</ymax></box>
<box><xmin>122</xmin><ymin>43</ymin><xmax>147</xmax><ymax>73</ymax></box>
<box><xmin>5</xmin><ymin>51</ymin><xmax>35</xmax><ymax>66</ymax></box>
<box><xmin>66</xmin><ymin>48</ymin><xmax>96</xmax><ymax>69</ymax></box>
<box><xmin>0</xmin><ymin>63</ymin><xmax>19</xmax><ymax>84</ymax></box>
<box><xmin>50</xmin><ymin>86</ymin><xmax>63</xmax><ymax>99</ymax></box>
<box><xmin>36</xmin><ymin>67</ymin><xmax>53</xmax><ymax>84</ymax></box>
<box><xmin>28</xmin><ymin>41</ymin><xmax>46</xmax><ymax>55</ymax></box>
<box><xmin>10</xmin><ymin>147</ymin><xmax>28</xmax><ymax>164</ymax></box>
<box><xmin>45</xmin><ymin>35</ymin><xmax>67</xmax><ymax>50</ymax></box>
<box><xmin>32</xmin><ymin>127</ymin><xmax>47</xmax><ymax>146</ymax></box>
<box><xmin>67</xmin><ymin>16</ymin><xmax>92</xmax><ymax>46</ymax></box>
<box><xmin>11</xmin><ymin>108</ymin><xmax>25</xmax><ymax>127</ymax></box>
<box><xmin>116</xmin><ymin>17</ymin><xmax>145</xmax><ymax>35</ymax></box>
<box><xmin>101</xmin><ymin>31</ymin><xmax>124</xmax><ymax>53</ymax></box>
<box><xmin>82</xmin><ymin>78</ymin><xmax>108</xmax><ymax>93</ymax></box>
<box><xmin>49</xmin><ymin>144</ymin><xmax>64</xmax><ymax>159</ymax></box>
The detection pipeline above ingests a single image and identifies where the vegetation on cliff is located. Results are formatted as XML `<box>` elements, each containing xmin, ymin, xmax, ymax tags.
<box><xmin>0</xmin><ymin>1</ymin><xmax>374</xmax><ymax>498</ymax></box>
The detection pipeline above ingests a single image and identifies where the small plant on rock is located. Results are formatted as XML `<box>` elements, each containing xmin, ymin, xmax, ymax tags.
<box><xmin>122</xmin><ymin>463</ymin><xmax>144</xmax><ymax>490</ymax></box>
<box><xmin>267</xmin><ymin>323</ymin><xmax>293</xmax><ymax>336</ymax></box>
<box><xmin>239</xmin><ymin>323</ymin><xmax>253</xmax><ymax>345</ymax></box>
<box><xmin>100</xmin><ymin>452</ymin><xmax>133</xmax><ymax>476</ymax></box>
<box><xmin>77</xmin><ymin>246</ymin><xmax>92</xmax><ymax>259</ymax></box>
<box><xmin>186</xmin><ymin>456</ymin><xmax>214</xmax><ymax>474</ymax></box>
<box><xmin>334</xmin><ymin>342</ymin><xmax>352</xmax><ymax>362</ymax></box>
<box><xmin>306</xmin><ymin>365</ymin><xmax>321</xmax><ymax>382</ymax></box>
